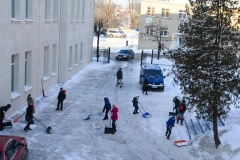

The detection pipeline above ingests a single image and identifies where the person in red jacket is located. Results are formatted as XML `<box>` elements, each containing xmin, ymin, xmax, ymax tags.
<box><xmin>111</xmin><ymin>104</ymin><xmax>118</xmax><ymax>132</ymax></box>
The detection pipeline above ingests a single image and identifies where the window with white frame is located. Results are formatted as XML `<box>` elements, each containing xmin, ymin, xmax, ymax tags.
<box><xmin>161</xmin><ymin>27</ymin><xmax>168</xmax><ymax>37</ymax></box>
<box><xmin>82</xmin><ymin>0</ymin><xmax>85</xmax><ymax>19</ymax></box>
<box><xmin>77</xmin><ymin>0</ymin><xmax>80</xmax><ymax>20</ymax></box>
<box><xmin>147</xmin><ymin>7</ymin><xmax>155</xmax><ymax>16</ymax></box>
<box><xmin>179</xmin><ymin>10</ymin><xmax>186</xmax><ymax>19</ymax></box>
<box><xmin>71</xmin><ymin>0</ymin><xmax>75</xmax><ymax>20</ymax></box>
<box><xmin>11</xmin><ymin>54</ymin><xmax>19</xmax><ymax>93</ymax></box>
<box><xmin>44</xmin><ymin>46</ymin><xmax>49</xmax><ymax>77</ymax></box>
<box><xmin>69</xmin><ymin>46</ymin><xmax>72</xmax><ymax>69</ymax></box>
<box><xmin>162</xmin><ymin>8</ymin><xmax>170</xmax><ymax>18</ymax></box>
<box><xmin>26</xmin><ymin>0</ymin><xmax>32</xmax><ymax>19</ymax></box>
<box><xmin>45</xmin><ymin>0</ymin><xmax>51</xmax><ymax>20</ymax></box>
<box><xmin>75</xmin><ymin>44</ymin><xmax>78</xmax><ymax>65</ymax></box>
<box><xmin>146</xmin><ymin>27</ymin><xmax>153</xmax><ymax>35</ymax></box>
<box><xmin>52</xmin><ymin>44</ymin><xmax>57</xmax><ymax>73</ymax></box>
<box><xmin>80</xmin><ymin>42</ymin><xmax>83</xmax><ymax>61</ymax></box>
<box><xmin>11</xmin><ymin>0</ymin><xmax>20</xmax><ymax>19</ymax></box>
<box><xmin>25</xmin><ymin>51</ymin><xmax>32</xmax><ymax>87</ymax></box>
<box><xmin>53</xmin><ymin>0</ymin><xmax>58</xmax><ymax>20</ymax></box>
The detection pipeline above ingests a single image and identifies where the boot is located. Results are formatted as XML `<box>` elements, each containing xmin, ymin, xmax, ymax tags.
<box><xmin>27</xmin><ymin>127</ymin><xmax>32</xmax><ymax>130</ymax></box>
<box><xmin>112</xmin><ymin>124</ymin><xmax>116</xmax><ymax>132</ymax></box>
<box><xmin>133</xmin><ymin>111</ymin><xmax>136</xmax><ymax>114</ymax></box>
<box><xmin>23</xmin><ymin>127</ymin><xmax>28</xmax><ymax>132</ymax></box>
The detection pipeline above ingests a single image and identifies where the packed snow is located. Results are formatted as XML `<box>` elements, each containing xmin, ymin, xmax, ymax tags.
<box><xmin>1</xmin><ymin>31</ymin><xmax>240</xmax><ymax>160</ymax></box>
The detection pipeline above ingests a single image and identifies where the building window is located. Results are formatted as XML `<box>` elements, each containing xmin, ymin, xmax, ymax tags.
<box><xmin>45</xmin><ymin>0</ymin><xmax>51</xmax><ymax>20</ymax></box>
<box><xmin>77</xmin><ymin>0</ymin><xmax>80</xmax><ymax>20</ymax></box>
<box><xmin>53</xmin><ymin>0</ymin><xmax>58</xmax><ymax>20</ymax></box>
<box><xmin>82</xmin><ymin>0</ymin><xmax>85</xmax><ymax>19</ymax></box>
<box><xmin>25</xmin><ymin>51</ymin><xmax>32</xmax><ymax>86</ymax></box>
<box><xmin>161</xmin><ymin>27</ymin><xmax>168</xmax><ymax>37</ymax></box>
<box><xmin>75</xmin><ymin>44</ymin><xmax>78</xmax><ymax>65</ymax></box>
<box><xmin>146</xmin><ymin>17</ymin><xmax>152</xmax><ymax>24</ymax></box>
<box><xmin>52</xmin><ymin>44</ymin><xmax>57</xmax><ymax>73</ymax></box>
<box><xmin>11</xmin><ymin>0</ymin><xmax>20</xmax><ymax>19</ymax></box>
<box><xmin>69</xmin><ymin>46</ymin><xmax>72</xmax><ymax>69</ymax></box>
<box><xmin>146</xmin><ymin>27</ymin><xmax>153</xmax><ymax>35</ymax></box>
<box><xmin>44</xmin><ymin>46</ymin><xmax>49</xmax><ymax>77</ymax></box>
<box><xmin>80</xmin><ymin>42</ymin><xmax>83</xmax><ymax>61</ymax></box>
<box><xmin>162</xmin><ymin>8</ymin><xmax>170</xmax><ymax>18</ymax></box>
<box><xmin>11</xmin><ymin>54</ymin><xmax>19</xmax><ymax>93</ymax></box>
<box><xmin>26</xmin><ymin>0</ymin><xmax>32</xmax><ymax>19</ymax></box>
<box><xmin>71</xmin><ymin>0</ymin><xmax>75</xmax><ymax>20</ymax></box>
<box><xmin>179</xmin><ymin>10</ymin><xmax>186</xmax><ymax>19</ymax></box>
<box><xmin>147</xmin><ymin>7</ymin><xmax>155</xmax><ymax>16</ymax></box>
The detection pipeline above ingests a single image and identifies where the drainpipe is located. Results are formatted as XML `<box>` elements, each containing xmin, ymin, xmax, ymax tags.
<box><xmin>58</xmin><ymin>0</ymin><xmax>62</xmax><ymax>83</ymax></box>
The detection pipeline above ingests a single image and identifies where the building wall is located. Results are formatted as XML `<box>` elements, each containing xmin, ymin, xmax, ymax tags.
<box><xmin>138</xmin><ymin>0</ymin><xmax>188</xmax><ymax>50</ymax></box>
<box><xmin>0</xmin><ymin>0</ymin><xmax>94</xmax><ymax>117</ymax></box>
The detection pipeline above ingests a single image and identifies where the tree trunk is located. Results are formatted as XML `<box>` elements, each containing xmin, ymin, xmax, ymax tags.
<box><xmin>212</xmin><ymin>109</ymin><xmax>221</xmax><ymax>148</ymax></box>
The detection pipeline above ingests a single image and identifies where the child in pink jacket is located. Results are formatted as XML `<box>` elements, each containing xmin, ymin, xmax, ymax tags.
<box><xmin>111</xmin><ymin>104</ymin><xmax>118</xmax><ymax>131</ymax></box>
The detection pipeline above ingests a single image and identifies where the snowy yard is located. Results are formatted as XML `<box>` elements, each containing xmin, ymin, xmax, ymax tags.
<box><xmin>1</xmin><ymin>33</ymin><xmax>240</xmax><ymax>160</ymax></box>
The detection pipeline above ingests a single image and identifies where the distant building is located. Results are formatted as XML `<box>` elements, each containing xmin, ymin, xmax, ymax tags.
<box><xmin>138</xmin><ymin>0</ymin><xmax>189</xmax><ymax>50</ymax></box>
<box><xmin>0</xmin><ymin>0</ymin><xmax>95</xmax><ymax>115</ymax></box>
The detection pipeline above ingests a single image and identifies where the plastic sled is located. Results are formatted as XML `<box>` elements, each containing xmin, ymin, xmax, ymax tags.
<box><xmin>174</xmin><ymin>140</ymin><xmax>188</xmax><ymax>147</ymax></box>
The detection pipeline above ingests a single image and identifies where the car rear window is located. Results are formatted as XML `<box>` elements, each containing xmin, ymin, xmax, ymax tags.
<box><xmin>119</xmin><ymin>50</ymin><xmax>129</xmax><ymax>54</ymax></box>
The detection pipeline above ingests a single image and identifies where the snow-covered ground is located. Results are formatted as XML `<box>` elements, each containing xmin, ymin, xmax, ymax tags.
<box><xmin>1</xmin><ymin>32</ymin><xmax>240</xmax><ymax>160</ymax></box>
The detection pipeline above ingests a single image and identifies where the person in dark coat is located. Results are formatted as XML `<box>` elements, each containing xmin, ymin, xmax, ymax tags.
<box><xmin>132</xmin><ymin>96</ymin><xmax>139</xmax><ymax>114</ymax></box>
<box><xmin>166</xmin><ymin>115</ymin><xmax>175</xmax><ymax>139</ymax></box>
<box><xmin>142</xmin><ymin>78</ymin><xmax>149</xmax><ymax>95</ymax></box>
<box><xmin>177</xmin><ymin>99</ymin><xmax>187</xmax><ymax>125</ymax></box>
<box><xmin>103</xmin><ymin>97</ymin><xmax>111</xmax><ymax>120</ymax></box>
<box><xmin>111</xmin><ymin>104</ymin><xmax>118</xmax><ymax>131</ymax></box>
<box><xmin>116</xmin><ymin>68</ymin><xmax>123</xmax><ymax>87</ymax></box>
<box><xmin>24</xmin><ymin>103</ymin><xmax>34</xmax><ymax>132</ymax></box>
<box><xmin>173</xmin><ymin>96</ymin><xmax>180</xmax><ymax>115</ymax></box>
<box><xmin>56</xmin><ymin>87</ymin><xmax>66</xmax><ymax>111</ymax></box>
<box><xmin>0</xmin><ymin>104</ymin><xmax>11</xmax><ymax>131</ymax></box>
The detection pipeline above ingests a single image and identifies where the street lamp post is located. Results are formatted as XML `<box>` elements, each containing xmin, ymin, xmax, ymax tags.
<box><xmin>96</xmin><ymin>20</ymin><xmax>102</xmax><ymax>62</ymax></box>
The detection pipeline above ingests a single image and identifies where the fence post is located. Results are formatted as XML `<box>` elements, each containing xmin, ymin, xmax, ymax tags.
<box><xmin>140</xmin><ymin>50</ymin><xmax>143</xmax><ymax>66</ymax></box>
<box><xmin>151</xmin><ymin>49</ymin><xmax>153</xmax><ymax>64</ymax></box>
<box><xmin>108</xmin><ymin>47</ymin><xmax>110</xmax><ymax>63</ymax></box>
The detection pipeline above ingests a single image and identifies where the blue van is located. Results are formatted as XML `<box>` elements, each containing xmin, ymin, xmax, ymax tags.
<box><xmin>139</xmin><ymin>64</ymin><xmax>165</xmax><ymax>91</ymax></box>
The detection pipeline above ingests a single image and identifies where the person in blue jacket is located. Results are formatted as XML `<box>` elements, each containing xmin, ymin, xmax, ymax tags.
<box><xmin>102</xmin><ymin>97</ymin><xmax>111</xmax><ymax>120</ymax></box>
<box><xmin>165</xmin><ymin>115</ymin><xmax>175</xmax><ymax>139</ymax></box>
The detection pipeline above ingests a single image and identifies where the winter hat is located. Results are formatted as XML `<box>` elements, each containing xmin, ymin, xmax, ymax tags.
<box><xmin>104</xmin><ymin>97</ymin><xmax>108</xmax><ymax>101</ymax></box>
<box><xmin>119</xmin><ymin>68</ymin><xmax>122</xmax><ymax>71</ymax></box>
<box><xmin>112</xmin><ymin>104</ymin><xmax>116</xmax><ymax>108</ymax></box>
<box><xmin>60</xmin><ymin>87</ymin><xmax>63</xmax><ymax>90</ymax></box>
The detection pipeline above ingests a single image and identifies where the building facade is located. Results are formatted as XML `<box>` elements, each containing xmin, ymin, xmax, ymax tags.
<box><xmin>0</xmin><ymin>0</ymin><xmax>95</xmax><ymax>116</ymax></box>
<box><xmin>138</xmin><ymin>0</ymin><xmax>188</xmax><ymax>50</ymax></box>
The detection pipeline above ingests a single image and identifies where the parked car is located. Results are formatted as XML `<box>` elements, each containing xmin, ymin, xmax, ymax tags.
<box><xmin>107</xmin><ymin>30</ymin><xmax>126</xmax><ymax>38</ymax></box>
<box><xmin>139</xmin><ymin>64</ymin><xmax>165</xmax><ymax>91</ymax></box>
<box><xmin>115</xmin><ymin>49</ymin><xmax>134</xmax><ymax>61</ymax></box>
<box><xmin>0</xmin><ymin>135</ymin><xmax>28</xmax><ymax>160</ymax></box>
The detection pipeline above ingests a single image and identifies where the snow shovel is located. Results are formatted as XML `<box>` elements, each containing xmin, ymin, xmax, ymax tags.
<box><xmin>13</xmin><ymin>111</ymin><xmax>27</xmax><ymax>123</ymax></box>
<box><xmin>33</xmin><ymin>116</ymin><xmax>52</xmax><ymax>133</ymax></box>
<box><xmin>139</xmin><ymin>103</ymin><xmax>151</xmax><ymax>118</ymax></box>
<box><xmin>104</xmin><ymin>120</ymin><xmax>115</xmax><ymax>134</ymax></box>
<box><xmin>83</xmin><ymin>112</ymin><xmax>103</xmax><ymax>120</ymax></box>
<box><xmin>173</xmin><ymin>127</ymin><xmax>187</xmax><ymax>147</ymax></box>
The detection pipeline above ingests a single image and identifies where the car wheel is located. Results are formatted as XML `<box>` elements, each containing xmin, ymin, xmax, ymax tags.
<box><xmin>116</xmin><ymin>58</ymin><xmax>118</xmax><ymax>61</ymax></box>
<box><xmin>121</xmin><ymin>35</ymin><xmax>125</xmax><ymax>38</ymax></box>
<box><xmin>109</xmin><ymin>35</ymin><xmax>113</xmax><ymax>38</ymax></box>
<box><xmin>22</xmin><ymin>148</ymin><xmax>28</xmax><ymax>160</ymax></box>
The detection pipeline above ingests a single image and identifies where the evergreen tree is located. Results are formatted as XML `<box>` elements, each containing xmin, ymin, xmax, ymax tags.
<box><xmin>167</xmin><ymin>0</ymin><xmax>240</xmax><ymax>148</ymax></box>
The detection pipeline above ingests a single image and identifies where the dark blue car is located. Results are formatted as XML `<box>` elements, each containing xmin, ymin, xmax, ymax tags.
<box><xmin>139</xmin><ymin>64</ymin><xmax>165</xmax><ymax>91</ymax></box>
<box><xmin>115</xmin><ymin>49</ymin><xmax>134</xmax><ymax>61</ymax></box>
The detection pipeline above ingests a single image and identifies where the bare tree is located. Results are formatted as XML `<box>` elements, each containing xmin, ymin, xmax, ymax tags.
<box><xmin>95</xmin><ymin>0</ymin><xmax>119</xmax><ymax>28</ymax></box>
<box><xmin>126</xmin><ymin>0</ymin><xmax>141</xmax><ymax>29</ymax></box>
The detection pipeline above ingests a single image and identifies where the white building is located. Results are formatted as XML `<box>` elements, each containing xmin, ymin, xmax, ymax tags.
<box><xmin>138</xmin><ymin>0</ymin><xmax>189</xmax><ymax>50</ymax></box>
<box><xmin>0</xmin><ymin>0</ymin><xmax>95</xmax><ymax>116</ymax></box>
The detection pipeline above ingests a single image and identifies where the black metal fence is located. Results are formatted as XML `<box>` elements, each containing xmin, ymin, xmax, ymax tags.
<box><xmin>92</xmin><ymin>47</ymin><xmax>110</xmax><ymax>63</ymax></box>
